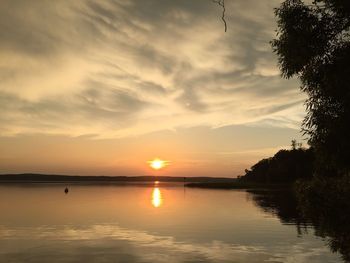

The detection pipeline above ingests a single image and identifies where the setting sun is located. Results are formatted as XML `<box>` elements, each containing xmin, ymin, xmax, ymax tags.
<box><xmin>148</xmin><ymin>158</ymin><xmax>169</xmax><ymax>170</ymax></box>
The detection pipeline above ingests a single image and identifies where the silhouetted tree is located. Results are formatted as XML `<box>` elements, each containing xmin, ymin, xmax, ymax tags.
<box><xmin>241</xmin><ymin>148</ymin><xmax>314</xmax><ymax>183</ymax></box>
<box><xmin>291</xmin><ymin>139</ymin><xmax>297</xmax><ymax>150</ymax></box>
<box><xmin>272</xmin><ymin>0</ymin><xmax>350</xmax><ymax>176</ymax></box>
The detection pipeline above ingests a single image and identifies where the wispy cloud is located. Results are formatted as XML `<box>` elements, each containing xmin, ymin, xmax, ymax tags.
<box><xmin>0</xmin><ymin>0</ymin><xmax>305</xmax><ymax>138</ymax></box>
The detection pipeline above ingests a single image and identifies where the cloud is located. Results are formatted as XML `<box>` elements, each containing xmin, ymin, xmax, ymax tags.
<box><xmin>0</xmin><ymin>0</ymin><xmax>305</xmax><ymax>138</ymax></box>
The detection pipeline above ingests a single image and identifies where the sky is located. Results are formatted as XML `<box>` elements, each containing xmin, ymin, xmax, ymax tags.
<box><xmin>0</xmin><ymin>0</ymin><xmax>307</xmax><ymax>177</ymax></box>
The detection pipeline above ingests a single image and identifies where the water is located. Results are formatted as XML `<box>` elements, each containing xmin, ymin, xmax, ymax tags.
<box><xmin>0</xmin><ymin>183</ymin><xmax>344</xmax><ymax>263</ymax></box>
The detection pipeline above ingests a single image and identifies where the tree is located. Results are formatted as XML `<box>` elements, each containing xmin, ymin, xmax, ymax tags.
<box><xmin>291</xmin><ymin>139</ymin><xmax>297</xmax><ymax>150</ymax></box>
<box><xmin>272</xmin><ymin>0</ymin><xmax>350</xmax><ymax>176</ymax></box>
<box><xmin>240</xmin><ymin>148</ymin><xmax>314</xmax><ymax>183</ymax></box>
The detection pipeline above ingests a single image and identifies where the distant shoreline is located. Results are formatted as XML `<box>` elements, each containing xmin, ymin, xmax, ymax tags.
<box><xmin>0</xmin><ymin>173</ymin><xmax>235</xmax><ymax>184</ymax></box>
<box><xmin>0</xmin><ymin>173</ymin><xmax>293</xmax><ymax>190</ymax></box>
<box><xmin>185</xmin><ymin>182</ymin><xmax>292</xmax><ymax>189</ymax></box>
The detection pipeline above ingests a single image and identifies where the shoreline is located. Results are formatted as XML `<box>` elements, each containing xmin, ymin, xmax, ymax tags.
<box><xmin>0</xmin><ymin>173</ymin><xmax>236</xmax><ymax>184</ymax></box>
<box><xmin>185</xmin><ymin>182</ymin><xmax>292</xmax><ymax>189</ymax></box>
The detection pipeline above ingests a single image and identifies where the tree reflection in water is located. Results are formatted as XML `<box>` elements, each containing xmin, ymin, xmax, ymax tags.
<box><xmin>247</xmin><ymin>189</ymin><xmax>350</xmax><ymax>262</ymax></box>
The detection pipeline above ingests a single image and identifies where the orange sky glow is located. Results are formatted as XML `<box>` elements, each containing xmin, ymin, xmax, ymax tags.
<box><xmin>0</xmin><ymin>0</ymin><xmax>305</xmax><ymax>177</ymax></box>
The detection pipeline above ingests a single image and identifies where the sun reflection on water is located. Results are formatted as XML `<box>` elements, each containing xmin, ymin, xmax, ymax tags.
<box><xmin>152</xmin><ymin>187</ymin><xmax>163</xmax><ymax>208</ymax></box>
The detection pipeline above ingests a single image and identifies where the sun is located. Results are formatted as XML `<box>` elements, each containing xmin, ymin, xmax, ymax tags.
<box><xmin>148</xmin><ymin>158</ymin><xmax>169</xmax><ymax>170</ymax></box>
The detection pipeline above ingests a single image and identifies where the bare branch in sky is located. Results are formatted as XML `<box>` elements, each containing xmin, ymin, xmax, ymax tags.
<box><xmin>212</xmin><ymin>0</ymin><xmax>227</xmax><ymax>32</ymax></box>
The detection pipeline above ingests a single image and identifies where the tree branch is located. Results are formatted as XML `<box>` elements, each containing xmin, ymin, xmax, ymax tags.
<box><xmin>213</xmin><ymin>0</ymin><xmax>227</xmax><ymax>32</ymax></box>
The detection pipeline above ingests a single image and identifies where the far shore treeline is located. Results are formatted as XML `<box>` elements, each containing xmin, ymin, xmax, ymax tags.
<box><xmin>0</xmin><ymin>174</ymin><xmax>234</xmax><ymax>184</ymax></box>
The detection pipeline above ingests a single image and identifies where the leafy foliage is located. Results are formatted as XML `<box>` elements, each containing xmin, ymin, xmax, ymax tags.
<box><xmin>241</xmin><ymin>147</ymin><xmax>314</xmax><ymax>183</ymax></box>
<box><xmin>272</xmin><ymin>0</ymin><xmax>350</xmax><ymax>175</ymax></box>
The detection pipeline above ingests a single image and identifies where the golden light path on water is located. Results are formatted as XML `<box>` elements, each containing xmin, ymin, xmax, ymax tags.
<box><xmin>151</xmin><ymin>182</ymin><xmax>163</xmax><ymax>208</ymax></box>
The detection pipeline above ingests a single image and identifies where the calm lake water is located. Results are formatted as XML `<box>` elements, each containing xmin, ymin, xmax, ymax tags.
<box><xmin>0</xmin><ymin>183</ymin><xmax>344</xmax><ymax>263</ymax></box>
